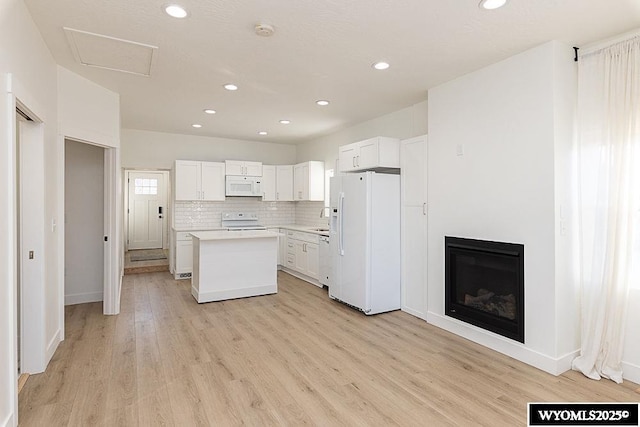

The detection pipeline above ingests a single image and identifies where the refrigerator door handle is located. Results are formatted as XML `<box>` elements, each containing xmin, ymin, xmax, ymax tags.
<box><xmin>338</xmin><ymin>192</ymin><xmax>345</xmax><ymax>256</ymax></box>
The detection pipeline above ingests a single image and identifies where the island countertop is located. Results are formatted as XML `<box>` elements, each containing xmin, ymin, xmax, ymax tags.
<box><xmin>190</xmin><ymin>229</ymin><xmax>280</xmax><ymax>241</ymax></box>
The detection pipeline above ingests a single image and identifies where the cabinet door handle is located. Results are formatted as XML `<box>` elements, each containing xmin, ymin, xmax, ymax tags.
<box><xmin>357</xmin><ymin>155</ymin><xmax>360</xmax><ymax>167</ymax></box>
<box><xmin>276</xmin><ymin>192</ymin><xmax>279</xmax><ymax>200</ymax></box>
<box><xmin>352</xmin><ymin>157</ymin><xmax>356</xmax><ymax>167</ymax></box>
<box><xmin>423</xmin><ymin>202</ymin><xmax>427</xmax><ymax>215</ymax></box>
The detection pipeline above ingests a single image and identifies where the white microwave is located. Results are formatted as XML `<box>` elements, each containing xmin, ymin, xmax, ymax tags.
<box><xmin>225</xmin><ymin>175</ymin><xmax>262</xmax><ymax>197</ymax></box>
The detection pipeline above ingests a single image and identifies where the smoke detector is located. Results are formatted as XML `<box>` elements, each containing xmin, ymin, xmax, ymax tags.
<box><xmin>254</xmin><ymin>23</ymin><xmax>275</xmax><ymax>37</ymax></box>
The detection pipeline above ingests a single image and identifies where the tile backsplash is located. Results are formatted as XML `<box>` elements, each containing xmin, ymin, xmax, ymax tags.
<box><xmin>174</xmin><ymin>198</ymin><xmax>295</xmax><ymax>229</ymax></box>
<box><xmin>295</xmin><ymin>201</ymin><xmax>329</xmax><ymax>228</ymax></box>
<box><xmin>173</xmin><ymin>199</ymin><xmax>330</xmax><ymax>230</ymax></box>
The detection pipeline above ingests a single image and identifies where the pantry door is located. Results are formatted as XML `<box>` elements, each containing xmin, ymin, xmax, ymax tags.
<box><xmin>127</xmin><ymin>171</ymin><xmax>167</xmax><ymax>250</ymax></box>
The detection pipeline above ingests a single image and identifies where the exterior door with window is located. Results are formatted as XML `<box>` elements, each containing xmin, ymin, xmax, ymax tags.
<box><xmin>128</xmin><ymin>172</ymin><xmax>166</xmax><ymax>250</ymax></box>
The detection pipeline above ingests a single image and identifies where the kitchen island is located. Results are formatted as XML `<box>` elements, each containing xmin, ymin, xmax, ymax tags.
<box><xmin>190</xmin><ymin>230</ymin><xmax>279</xmax><ymax>303</ymax></box>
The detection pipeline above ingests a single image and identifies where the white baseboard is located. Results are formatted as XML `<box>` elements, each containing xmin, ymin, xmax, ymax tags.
<box><xmin>401</xmin><ymin>306</ymin><xmax>427</xmax><ymax>320</ymax></box>
<box><xmin>64</xmin><ymin>291</ymin><xmax>103</xmax><ymax>306</ymax></box>
<box><xmin>1</xmin><ymin>413</ymin><xmax>15</xmax><ymax>427</ymax></box>
<box><xmin>45</xmin><ymin>328</ymin><xmax>62</xmax><ymax>367</ymax></box>
<box><xmin>426</xmin><ymin>312</ymin><xmax>578</xmax><ymax>376</ymax></box>
<box><xmin>622</xmin><ymin>361</ymin><xmax>640</xmax><ymax>384</ymax></box>
<box><xmin>191</xmin><ymin>284</ymin><xmax>277</xmax><ymax>303</ymax></box>
<box><xmin>280</xmin><ymin>268</ymin><xmax>324</xmax><ymax>288</ymax></box>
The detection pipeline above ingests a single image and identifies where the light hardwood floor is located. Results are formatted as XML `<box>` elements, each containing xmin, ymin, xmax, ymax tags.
<box><xmin>19</xmin><ymin>271</ymin><xmax>639</xmax><ymax>426</ymax></box>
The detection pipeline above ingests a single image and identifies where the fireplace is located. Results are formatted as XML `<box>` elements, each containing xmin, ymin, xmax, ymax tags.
<box><xmin>445</xmin><ymin>236</ymin><xmax>524</xmax><ymax>343</ymax></box>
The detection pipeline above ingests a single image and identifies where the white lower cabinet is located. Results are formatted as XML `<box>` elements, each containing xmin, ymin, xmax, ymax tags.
<box><xmin>284</xmin><ymin>230</ymin><xmax>320</xmax><ymax>284</ymax></box>
<box><xmin>175</xmin><ymin>232</ymin><xmax>194</xmax><ymax>279</ymax></box>
<box><xmin>306</xmin><ymin>242</ymin><xmax>319</xmax><ymax>279</ymax></box>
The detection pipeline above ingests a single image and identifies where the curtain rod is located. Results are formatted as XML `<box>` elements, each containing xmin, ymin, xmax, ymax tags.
<box><xmin>578</xmin><ymin>28</ymin><xmax>640</xmax><ymax>58</ymax></box>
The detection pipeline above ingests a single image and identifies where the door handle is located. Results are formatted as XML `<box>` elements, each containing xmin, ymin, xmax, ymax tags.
<box><xmin>158</xmin><ymin>206</ymin><xmax>163</xmax><ymax>214</ymax></box>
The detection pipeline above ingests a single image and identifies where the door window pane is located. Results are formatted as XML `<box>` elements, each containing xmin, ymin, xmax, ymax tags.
<box><xmin>135</xmin><ymin>178</ymin><xmax>158</xmax><ymax>195</ymax></box>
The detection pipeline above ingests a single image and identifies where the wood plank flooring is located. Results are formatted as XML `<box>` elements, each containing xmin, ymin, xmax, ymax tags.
<box><xmin>19</xmin><ymin>271</ymin><xmax>639</xmax><ymax>426</ymax></box>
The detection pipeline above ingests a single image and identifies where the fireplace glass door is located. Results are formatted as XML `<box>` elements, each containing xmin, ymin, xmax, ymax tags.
<box><xmin>445</xmin><ymin>237</ymin><xmax>524</xmax><ymax>343</ymax></box>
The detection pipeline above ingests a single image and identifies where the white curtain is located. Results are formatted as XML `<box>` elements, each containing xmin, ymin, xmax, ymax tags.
<box><xmin>572</xmin><ymin>35</ymin><xmax>640</xmax><ymax>383</ymax></box>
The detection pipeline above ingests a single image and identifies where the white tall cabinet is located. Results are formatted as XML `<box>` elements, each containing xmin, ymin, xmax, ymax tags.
<box><xmin>174</xmin><ymin>160</ymin><xmax>225</xmax><ymax>201</ymax></box>
<box><xmin>401</xmin><ymin>135</ymin><xmax>428</xmax><ymax>319</ymax></box>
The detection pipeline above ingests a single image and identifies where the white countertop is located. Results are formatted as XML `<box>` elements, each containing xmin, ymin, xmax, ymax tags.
<box><xmin>174</xmin><ymin>224</ymin><xmax>329</xmax><ymax>235</ymax></box>
<box><xmin>271</xmin><ymin>224</ymin><xmax>330</xmax><ymax>236</ymax></box>
<box><xmin>190</xmin><ymin>230</ymin><xmax>280</xmax><ymax>241</ymax></box>
<box><xmin>173</xmin><ymin>226</ymin><xmax>226</xmax><ymax>232</ymax></box>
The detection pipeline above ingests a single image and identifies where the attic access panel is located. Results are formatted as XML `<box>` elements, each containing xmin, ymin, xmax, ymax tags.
<box><xmin>63</xmin><ymin>27</ymin><xmax>157</xmax><ymax>76</ymax></box>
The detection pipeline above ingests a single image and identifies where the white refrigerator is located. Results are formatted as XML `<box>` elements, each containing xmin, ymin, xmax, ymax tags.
<box><xmin>329</xmin><ymin>171</ymin><xmax>401</xmax><ymax>315</ymax></box>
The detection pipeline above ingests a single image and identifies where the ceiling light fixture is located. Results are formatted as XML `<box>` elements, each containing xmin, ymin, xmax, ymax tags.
<box><xmin>203</xmin><ymin>109</ymin><xmax>216</xmax><ymax>114</ymax></box>
<box><xmin>316</xmin><ymin>100</ymin><xmax>330</xmax><ymax>106</ymax></box>
<box><xmin>191</xmin><ymin>123</ymin><xmax>202</xmax><ymax>128</ymax></box>
<box><xmin>164</xmin><ymin>4</ymin><xmax>188</xmax><ymax>18</ymax></box>
<box><xmin>279</xmin><ymin>120</ymin><xmax>291</xmax><ymax>125</ymax></box>
<box><xmin>372</xmin><ymin>61</ymin><xmax>390</xmax><ymax>70</ymax></box>
<box><xmin>254</xmin><ymin>23</ymin><xmax>275</xmax><ymax>37</ymax></box>
<box><xmin>224</xmin><ymin>84</ymin><xmax>238</xmax><ymax>91</ymax></box>
<box><xmin>258</xmin><ymin>131</ymin><xmax>268</xmax><ymax>135</ymax></box>
<box><xmin>479</xmin><ymin>0</ymin><xmax>507</xmax><ymax>10</ymax></box>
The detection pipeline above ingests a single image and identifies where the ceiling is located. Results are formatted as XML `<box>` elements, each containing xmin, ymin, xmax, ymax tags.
<box><xmin>24</xmin><ymin>0</ymin><xmax>640</xmax><ymax>144</ymax></box>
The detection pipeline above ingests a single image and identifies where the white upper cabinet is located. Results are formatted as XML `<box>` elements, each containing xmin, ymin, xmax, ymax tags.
<box><xmin>293</xmin><ymin>161</ymin><xmax>324</xmax><ymax>201</ymax></box>
<box><xmin>174</xmin><ymin>160</ymin><xmax>225</xmax><ymax>201</ymax></box>
<box><xmin>262</xmin><ymin>165</ymin><xmax>277</xmax><ymax>201</ymax></box>
<box><xmin>338</xmin><ymin>136</ymin><xmax>400</xmax><ymax>172</ymax></box>
<box><xmin>276</xmin><ymin>165</ymin><xmax>294</xmax><ymax>201</ymax></box>
<box><xmin>262</xmin><ymin>165</ymin><xmax>294</xmax><ymax>201</ymax></box>
<box><xmin>225</xmin><ymin>160</ymin><xmax>263</xmax><ymax>176</ymax></box>
<box><xmin>200</xmin><ymin>162</ymin><xmax>226</xmax><ymax>200</ymax></box>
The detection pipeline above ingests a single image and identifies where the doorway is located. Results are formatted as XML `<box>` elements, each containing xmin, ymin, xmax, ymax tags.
<box><xmin>64</xmin><ymin>139</ymin><xmax>105</xmax><ymax>305</ymax></box>
<box><xmin>126</xmin><ymin>170</ymin><xmax>168</xmax><ymax>250</ymax></box>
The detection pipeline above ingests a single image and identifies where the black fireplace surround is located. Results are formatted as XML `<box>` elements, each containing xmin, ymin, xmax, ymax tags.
<box><xmin>445</xmin><ymin>236</ymin><xmax>524</xmax><ymax>343</ymax></box>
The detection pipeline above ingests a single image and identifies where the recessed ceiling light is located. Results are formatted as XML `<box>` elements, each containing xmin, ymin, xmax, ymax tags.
<box><xmin>191</xmin><ymin>124</ymin><xmax>202</xmax><ymax>128</ymax></box>
<box><xmin>203</xmin><ymin>109</ymin><xmax>216</xmax><ymax>114</ymax></box>
<box><xmin>316</xmin><ymin>100</ymin><xmax>330</xmax><ymax>106</ymax></box>
<box><xmin>372</xmin><ymin>61</ymin><xmax>390</xmax><ymax>70</ymax></box>
<box><xmin>279</xmin><ymin>120</ymin><xmax>291</xmax><ymax>125</ymax></box>
<box><xmin>258</xmin><ymin>131</ymin><xmax>268</xmax><ymax>135</ymax></box>
<box><xmin>224</xmin><ymin>84</ymin><xmax>238</xmax><ymax>91</ymax></box>
<box><xmin>164</xmin><ymin>4</ymin><xmax>188</xmax><ymax>18</ymax></box>
<box><xmin>479</xmin><ymin>0</ymin><xmax>507</xmax><ymax>10</ymax></box>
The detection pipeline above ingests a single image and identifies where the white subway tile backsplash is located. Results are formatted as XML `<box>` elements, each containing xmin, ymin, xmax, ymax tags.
<box><xmin>295</xmin><ymin>201</ymin><xmax>329</xmax><ymax>228</ymax></box>
<box><xmin>174</xmin><ymin>198</ymin><xmax>296</xmax><ymax>229</ymax></box>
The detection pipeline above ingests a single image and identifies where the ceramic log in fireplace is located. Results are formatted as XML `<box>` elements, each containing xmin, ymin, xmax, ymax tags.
<box><xmin>445</xmin><ymin>236</ymin><xmax>524</xmax><ymax>343</ymax></box>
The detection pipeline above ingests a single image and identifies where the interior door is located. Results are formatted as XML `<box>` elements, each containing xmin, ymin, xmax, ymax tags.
<box><xmin>127</xmin><ymin>171</ymin><xmax>166</xmax><ymax>250</ymax></box>
<box><xmin>401</xmin><ymin>135</ymin><xmax>428</xmax><ymax>318</ymax></box>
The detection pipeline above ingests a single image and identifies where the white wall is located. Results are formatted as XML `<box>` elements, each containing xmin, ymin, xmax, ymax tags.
<box><xmin>65</xmin><ymin>140</ymin><xmax>104</xmax><ymax>305</ymax></box>
<box><xmin>427</xmin><ymin>41</ymin><xmax>579</xmax><ymax>375</ymax></box>
<box><xmin>58</xmin><ymin>67</ymin><xmax>120</xmax><ymax>147</ymax></box>
<box><xmin>57</xmin><ymin>66</ymin><xmax>121</xmax><ymax>316</ymax></box>
<box><xmin>0</xmin><ymin>0</ymin><xmax>59</xmax><ymax>425</ymax></box>
<box><xmin>121</xmin><ymin>129</ymin><xmax>297</xmax><ymax>169</ymax></box>
<box><xmin>296</xmin><ymin>101</ymin><xmax>428</xmax><ymax>166</ymax></box>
